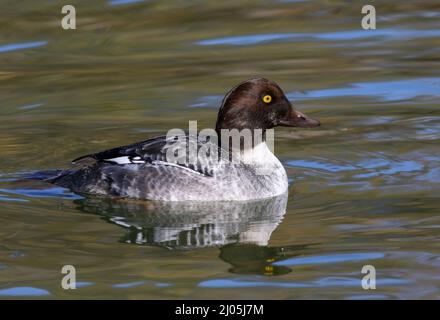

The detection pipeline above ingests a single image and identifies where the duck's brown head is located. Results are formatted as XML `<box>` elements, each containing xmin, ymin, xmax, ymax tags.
<box><xmin>215</xmin><ymin>78</ymin><xmax>320</xmax><ymax>133</ymax></box>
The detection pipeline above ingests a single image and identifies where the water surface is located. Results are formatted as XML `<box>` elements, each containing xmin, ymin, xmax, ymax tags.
<box><xmin>0</xmin><ymin>0</ymin><xmax>439</xmax><ymax>299</ymax></box>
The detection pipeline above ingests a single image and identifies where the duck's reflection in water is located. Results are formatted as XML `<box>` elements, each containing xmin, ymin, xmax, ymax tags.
<box><xmin>75</xmin><ymin>192</ymin><xmax>309</xmax><ymax>275</ymax></box>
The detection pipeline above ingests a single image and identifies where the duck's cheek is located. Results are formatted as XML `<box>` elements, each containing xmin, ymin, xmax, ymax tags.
<box><xmin>264</xmin><ymin>112</ymin><xmax>277</xmax><ymax>127</ymax></box>
<box><xmin>273</xmin><ymin>109</ymin><xmax>292</xmax><ymax>127</ymax></box>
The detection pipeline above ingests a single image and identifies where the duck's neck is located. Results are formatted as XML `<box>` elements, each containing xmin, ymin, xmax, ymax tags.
<box><xmin>239</xmin><ymin>142</ymin><xmax>277</xmax><ymax>164</ymax></box>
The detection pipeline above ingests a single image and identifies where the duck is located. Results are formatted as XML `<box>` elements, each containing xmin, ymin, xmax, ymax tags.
<box><xmin>45</xmin><ymin>78</ymin><xmax>320</xmax><ymax>201</ymax></box>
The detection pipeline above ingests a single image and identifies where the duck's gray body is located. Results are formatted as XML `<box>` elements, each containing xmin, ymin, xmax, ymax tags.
<box><xmin>48</xmin><ymin>135</ymin><xmax>288</xmax><ymax>201</ymax></box>
<box><xmin>44</xmin><ymin>78</ymin><xmax>320</xmax><ymax>201</ymax></box>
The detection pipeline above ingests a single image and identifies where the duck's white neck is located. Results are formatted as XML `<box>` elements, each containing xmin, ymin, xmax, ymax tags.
<box><xmin>234</xmin><ymin>142</ymin><xmax>283</xmax><ymax>168</ymax></box>
<box><xmin>235</xmin><ymin>142</ymin><xmax>287</xmax><ymax>189</ymax></box>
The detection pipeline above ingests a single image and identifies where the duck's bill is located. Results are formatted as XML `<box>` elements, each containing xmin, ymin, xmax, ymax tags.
<box><xmin>278</xmin><ymin>109</ymin><xmax>320</xmax><ymax>128</ymax></box>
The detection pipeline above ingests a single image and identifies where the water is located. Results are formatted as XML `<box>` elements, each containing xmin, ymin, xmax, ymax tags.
<box><xmin>0</xmin><ymin>0</ymin><xmax>439</xmax><ymax>299</ymax></box>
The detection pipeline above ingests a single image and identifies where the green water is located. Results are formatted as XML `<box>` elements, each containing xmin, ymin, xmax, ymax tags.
<box><xmin>0</xmin><ymin>0</ymin><xmax>440</xmax><ymax>299</ymax></box>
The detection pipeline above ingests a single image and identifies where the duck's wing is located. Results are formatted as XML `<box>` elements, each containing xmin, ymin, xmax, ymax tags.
<box><xmin>72</xmin><ymin>135</ymin><xmax>168</xmax><ymax>165</ymax></box>
<box><xmin>72</xmin><ymin>135</ymin><xmax>225</xmax><ymax>177</ymax></box>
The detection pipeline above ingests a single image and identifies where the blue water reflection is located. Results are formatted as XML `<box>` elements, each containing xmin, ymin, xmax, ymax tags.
<box><xmin>108</xmin><ymin>0</ymin><xmax>144</xmax><ymax>6</ymax></box>
<box><xmin>199</xmin><ymin>277</ymin><xmax>408</xmax><ymax>289</ymax></box>
<box><xmin>192</xmin><ymin>77</ymin><xmax>440</xmax><ymax>107</ymax></box>
<box><xmin>273</xmin><ymin>252</ymin><xmax>384</xmax><ymax>266</ymax></box>
<box><xmin>0</xmin><ymin>187</ymin><xmax>84</xmax><ymax>200</ymax></box>
<box><xmin>0</xmin><ymin>41</ymin><xmax>47</xmax><ymax>53</ymax></box>
<box><xmin>0</xmin><ymin>286</ymin><xmax>50</xmax><ymax>297</ymax></box>
<box><xmin>197</xmin><ymin>29</ymin><xmax>440</xmax><ymax>46</ymax></box>
<box><xmin>289</xmin><ymin>78</ymin><xmax>440</xmax><ymax>102</ymax></box>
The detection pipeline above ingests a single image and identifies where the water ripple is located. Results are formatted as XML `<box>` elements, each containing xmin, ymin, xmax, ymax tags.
<box><xmin>0</xmin><ymin>187</ymin><xmax>83</xmax><ymax>200</ymax></box>
<box><xmin>273</xmin><ymin>252</ymin><xmax>384</xmax><ymax>266</ymax></box>
<box><xmin>196</xmin><ymin>29</ymin><xmax>440</xmax><ymax>46</ymax></box>
<box><xmin>18</xmin><ymin>103</ymin><xmax>44</xmax><ymax>110</ymax></box>
<box><xmin>288</xmin><ymin>77</ymin><xmax>440</xmax><ymax>102</ymax></box>
<box><xmin>199</xmin><ymin>279</ymin><xmax>309</xmax><ymax>288</ymax></box>
<box><xmin>112</xmin><ymin>281</ymin><xmax>146</xmax><ymax>288</ymax></box>
<box><xmin>0</xmin><ymin>194</ymin><xmax>29</xmax><ymax>202</ymax></box>
<box><xmin>0</xmin><ymin>41</ymin><xmax>47</xmax><ymax>53</ymax></box>
<box><xmin>286</xmin><ymin>160</ymin><xmax>355</xmax><ymax>173</ymax></box>
<box><xmin>287</xmin><ymin>153</ymin><xmax>431</xmax><ymax>190</ymax></box>
<box><xmin>197</xmin><ymin>33</ymin><xmax>297</xmax><ymax>46</ymax></box>
<box><xmin>108</xmin><ymin>0</ymin><xmax>144</xmax><ymax>6</ymax></box>
<box><xmin>199</xmin><ymin>276</ymin><xmax>408</xmax><ymax>289</ymax></box>
<box><xmin>0</xmin><ymin>286</ymin><xmax>50</xmax><ymax>297</ymax></box>
<box><xmin>76</xmin><ymin>281</ymin><xmax>94</xmax><ymax>288</ymax></box>
<box><xmin>192</xmin><ymin>78</ymin><xmax>440</xmax><ymax>107</ymax></box>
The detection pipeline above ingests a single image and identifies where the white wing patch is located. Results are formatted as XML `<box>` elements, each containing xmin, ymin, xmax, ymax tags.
<box><xmin>104</xmin><ymin>156</ymin><xmax>145</xmax><ymax>164</ymax></box>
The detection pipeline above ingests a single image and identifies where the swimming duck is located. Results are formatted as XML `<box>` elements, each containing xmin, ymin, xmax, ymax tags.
<box><xmin>46</xmin><ymin>78</ymin><xmax>320</xmax><ymax>201</ymax></box>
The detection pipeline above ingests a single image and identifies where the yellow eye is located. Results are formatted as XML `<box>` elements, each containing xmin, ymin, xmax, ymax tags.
<box><xmin>263</xmin><ymin>95</ymin><xmax>272</xmax><ymax>104</ymax></box>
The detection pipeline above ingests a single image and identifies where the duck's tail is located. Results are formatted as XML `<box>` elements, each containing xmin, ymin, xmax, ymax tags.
<box><xmin>27</xmin><ymin>169</ymin><xmax>75</xmax><ymax>183</ymax></box>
